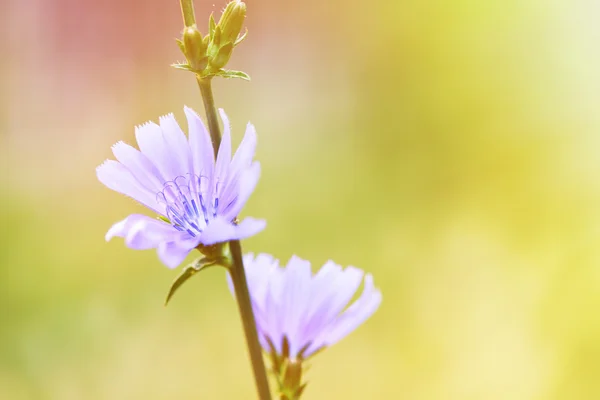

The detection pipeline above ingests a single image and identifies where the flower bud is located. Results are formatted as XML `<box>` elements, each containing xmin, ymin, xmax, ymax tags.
<box><xmin>172</xmin><ymin>0</ymin><xmax>250</xmax><ymax>78</ymax></box>
<box><xmin>218</xmin><ymin>1</ymin><xmax>246</xmax><ymax>44</ymax></box>
<box><xmin>182</xmin><ymin>25</ymin><xmax>208</xmax><ymax>71</ymax></box>
<box><xmin>209</xmin><ymin>42</ymin><xmax>234</xmax><ymax>70</ymax></box>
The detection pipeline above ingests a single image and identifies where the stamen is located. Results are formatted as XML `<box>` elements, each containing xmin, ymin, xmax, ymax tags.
<box><xmin>198</xmin><ymin>175</ymin><xmax>211</xmax><ymax>223</ymax></box>
<box><xmin>213</xmin><ymin>180</ymin><xmax>223</xmax><ymax>217</ymax></box>
<box><xmin>156</xmin><ymin>175</ymin><xmax>212</xmax><ymax>236</ymax></box>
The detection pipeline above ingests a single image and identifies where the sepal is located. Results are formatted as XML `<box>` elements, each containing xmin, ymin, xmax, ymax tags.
<box><xmin>267</xmin><ymin>336</ymin><xmax>309</xmax><ymax>400</ymax></box>
<box><xmin>209</xmin><ymin>13</ymin><xmax>217</xmax><ymax>37</ymax></box>
<box><xmin>171</xmin><ymin>63</ymin><xmax>194</xmax><ymax>72</ymax></box>
<box><xmin>176</xmin><ymin>38</ymin><xmax>186</xmax><ymax>54</ymax></box>
<box><xmin>234</xmin><ymin>28</ymin><xmax>248</xmax><ymax>46</ymax></box>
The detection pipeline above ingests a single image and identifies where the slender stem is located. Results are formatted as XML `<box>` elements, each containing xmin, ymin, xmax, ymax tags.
<box><xmin>179</xmin><ymin>0</ymin><xmax>196</xmax><ymax>27</ymax></box>
<box><xmin>197</xmin><ymin>77</ymin><xmax>222</xmax><ymax>158</ymax></box>
<box><xmin>197</xmin><ymin>74</ymin><xmax>272</xmax><ymax>400</ymax></box>
<box><xmin>229</xmin><ymin>240</ymin><xmax>273</xmax><ymax>400</ymax></box>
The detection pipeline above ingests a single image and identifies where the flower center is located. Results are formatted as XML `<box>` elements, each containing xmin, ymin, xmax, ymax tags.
<box><xmin>156</xmin><ymin>175</ymin><xmax>217</xmax><ymax>237</ymax></box>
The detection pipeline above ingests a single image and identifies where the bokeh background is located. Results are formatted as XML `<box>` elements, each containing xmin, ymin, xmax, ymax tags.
<box><xmin>2</xmin><ymin>0</ymin><xmax>600</xmax><ymax>398</ymax></box>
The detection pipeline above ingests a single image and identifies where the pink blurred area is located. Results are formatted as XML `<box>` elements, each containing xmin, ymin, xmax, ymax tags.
<box><xmin>3</xmin><ymin>0</ymin><xmax>357</xmax><ymax>192</ymax></box>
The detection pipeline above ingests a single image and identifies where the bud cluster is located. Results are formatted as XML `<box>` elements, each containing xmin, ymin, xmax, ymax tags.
<box><xmin>174</xmin><ymin>0</ymin><xmax>249</xmax><ymax>80</ymax></box>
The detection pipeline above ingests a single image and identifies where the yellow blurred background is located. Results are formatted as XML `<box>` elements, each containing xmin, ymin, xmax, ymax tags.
<box><xmin>2</xmin><ymin>0</ymin><xmax>600</xmax><ymax>398</ymax></box>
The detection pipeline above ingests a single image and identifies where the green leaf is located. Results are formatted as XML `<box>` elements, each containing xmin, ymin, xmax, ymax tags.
<box><xmin>215</xmin><ymin>69</ymin><xmax>251</xmax><ymax>81</ymax></box>
<box><xmin>164</xmin><ymin>258</ymin><xmax>218</xmax><ymax>305</ymax></box>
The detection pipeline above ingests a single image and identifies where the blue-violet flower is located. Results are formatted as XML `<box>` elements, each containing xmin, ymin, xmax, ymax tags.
<box><xmin>228</xmin><ymin>253</ymin><xmax>382</xmax><ymax>360</ymax></box>
<box><xmin>97</xmin><ymin>107</ymin><xmax>264</xmax><ymax>268</ymax></box>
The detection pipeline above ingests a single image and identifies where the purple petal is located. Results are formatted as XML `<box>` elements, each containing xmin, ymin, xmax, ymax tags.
<box><xmin>199</xmin><ymin>216</ymin><xmax>266</xmax><ymax>245</ymax></box>
<box><xmin>296</xmin><ymin>263</ymin><xmax>363</xmax><ymax>354</ymax></box>
<box><xmin>135</xmin><ymin>121</ymin><xmax>181</xmax><ymax>181</ymax></box>
<box><xmin>221</xmin><ymin>161</ymin><xmax>261</xmax><ymax>221</ymax></box>
<box><xmin>229</xmin><ymin>122</ymin><xmax>257</xmax><ymax>177</ymax></box>
<box><xmin>281</xmin><ymin>256</ymin><xmax>312</xmax><ymax>356</ymax></box>
<box><xmin>305</xmin><ymin>261</ymin><xmax>343</xmax><ymax>317</ymax></box>
<box><xmin>213</xmin><ymin>109</ymin><xmax>232</xmax><ymax>199</ymax></box>
<box><xmin>244</xmin><ymin>253</ymin><xmax>276</xmax><ymax>302</ymax></box>
<box><xmin>184</xmin><ymin>106</ymin><xmax>215</xmax><ymax>181</ymax></box>
<box><xmin>157</xmin><ymin>236</ymin><xmax>201</xmax><ymax>269</ymax></box>
<box><xmin>294</xmin><ymin>261</ymin><xmax>343</xmax><ymax>351</ymax></box>
<box><xmin>111</xmin><ymin>141</ymin><xmax>165</xmax><ymax>192</ymax></box>
<box><xmin>233</xmin><ymin>217</ymin><xmax>267</xmax><ymax>239</ymax></box>
<box><xmin>318</xmin><ymin>274</ymin><xmax>382</xmax><ymax>347</ymax></box>
<box><xmin>105</xmin><ymin>214</ymin><xmax>179</xmax><ymax>250</ymax></box>
<box><xmin>226</xmin><ymin>269</ymin><xmax>235</xmax><ymax>295</ymax></box>
<box><xmin>97</xmin><ymin>160</ymin><xmax>161</xmax><ymax>213</ymax></box>
<box><xmin>264</xmin><ymin>266</ymin><xmax>286</xmax><ymax>354</ymax></box>
<box><xmin>218</xmin><ymin>108</ymin><xmax>232</xmax><ymax>143</ymax></box>
<box><xmin>228</xmin><ymin>254</ymin><xmax>274</xmax><ymax>352</ymax></box>
<box><xmin>159</xmin><ymin>113</ymin><xmax>193</xmax><ymax>177</ymax></box>
<box><xmin>317</xmin><ymin>266</ymin><xmax>365</xmax><ymax>324</ymax></box>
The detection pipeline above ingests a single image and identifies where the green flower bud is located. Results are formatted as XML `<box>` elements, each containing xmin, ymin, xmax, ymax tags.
<box><xmin>218</xmin><ymin>1</ymin><xmax>246</xmax><ymax>45</ymax></box>
<box><xmin>182</xmin><ymin>25</ymin><xmax>208</xmax><ymax>71</ymax></box>
<box><xmin>173</xmin><ymin>0</ymin><xmax>250</xmax><ymax>79</ymax></box>
<box><xmin>209</xmin><ymin>42</ymin><xmax>234</xmax><ymax>70</ymax></box>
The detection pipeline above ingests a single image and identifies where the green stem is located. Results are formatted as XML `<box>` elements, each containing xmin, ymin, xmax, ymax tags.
<box><xmin>197</xmin><ymin>75</ymin><xmax>272</xmax><ymax>400</ymax></box>
<box><xmin>197</xmin><ymin>77</ymin><xmax>222</xmax><ymax>157</ymax></box>
<box><xmin>179</xmin><ymin>0</ymin><xmax>196</xmax><ymax>27</ymax></box>
<box><xmin>229</xmin><ymin>240</ymin><xmax>273</xmax><ymax>400</ymax></box>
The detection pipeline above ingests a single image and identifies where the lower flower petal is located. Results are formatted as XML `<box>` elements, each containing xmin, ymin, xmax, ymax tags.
<box><xmin>105</xmin><ymin>214</ymin><xmax>179</xmax><ymax>250</ymax></box>
<box><xmin>199</xmin><ymin>216</ymin><xmax>266</xmax><ymax>245</ymax></box>
<box><xmin>157</xmin><ymin>237</ymin><xmax>200</xmax><ymax>269</ymax></box>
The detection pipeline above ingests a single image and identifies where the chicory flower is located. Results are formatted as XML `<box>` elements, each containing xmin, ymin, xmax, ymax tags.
<box><xmin>97</xmin><ymin>107</ymin><xmax>264</xmax><ymax>268</ymax></box>
<box><xmin>229</xmin><ymin>253</ymin><xmax>382</xmax><ymax>359</ymax></box>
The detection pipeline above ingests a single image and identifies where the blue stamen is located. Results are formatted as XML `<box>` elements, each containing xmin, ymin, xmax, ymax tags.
<box><xmin>186</xmin><ymin>229</ymin><xmax>196</xmax><ymax>237</ymax></box>
<box><xmin>158</xmin><ymin>175</ymin><xmax>212</xmax><ymax>237</ymax></box>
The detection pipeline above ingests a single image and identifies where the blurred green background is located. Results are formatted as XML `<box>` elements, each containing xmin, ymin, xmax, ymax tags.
<box><xmin>2</xmin><ymin>0</ymin><xmax>600</xmax><ymax>398</ymax></box>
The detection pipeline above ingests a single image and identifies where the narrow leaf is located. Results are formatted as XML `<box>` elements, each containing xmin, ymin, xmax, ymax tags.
<box><xmin>164</xmin><ymin>258</ymin><xmax>217</xmax><ymax>305</ymax></box>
